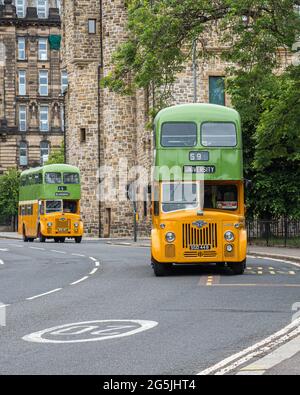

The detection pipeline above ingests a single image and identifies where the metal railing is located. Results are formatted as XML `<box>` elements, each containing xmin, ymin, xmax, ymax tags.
<box><xmin>247</xmin><ymin>219</ymin><xmax>300</xmax><ymax>248</ymax></box>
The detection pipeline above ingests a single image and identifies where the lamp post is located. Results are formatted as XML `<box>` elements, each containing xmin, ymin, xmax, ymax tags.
<box><xmin>192</xmin><ymin>39</ymin><xmax>198</xmax><ymax>103</ymax></box>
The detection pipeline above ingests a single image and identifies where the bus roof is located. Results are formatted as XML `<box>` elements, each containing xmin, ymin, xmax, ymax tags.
<box><xmin>19</xmin><ymin>164</ymin><xmax>81</xmax><ymax>202</ymax></box>
<box><xmin>154</xmin><ymin>104</ymin><xmax>243</xmax><ymax>182</ymax></box>
<box><xmin>20</xmin><ymin>164</ymin><xmax>80</xmax><ymax>177</ymax></box>
<box><xmin>154</xmin><ymin>104</ymin><xmax>240</xmax><ymax>125</ymax></box>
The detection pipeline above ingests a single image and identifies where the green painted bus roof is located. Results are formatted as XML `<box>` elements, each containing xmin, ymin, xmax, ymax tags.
<box><xmin>154</xmin><ymin>104</ymin><xmax>243</xmax><ymax>181</ymax></box>
<box><xmin>21</xmin><ymin>164</ymin><xmax>80</xmax><ymax>177</ymax></box>
<box><xmin>154</xmin><ymin>103</ymin><xmax>241</xmax><ymax>124</ymax></box>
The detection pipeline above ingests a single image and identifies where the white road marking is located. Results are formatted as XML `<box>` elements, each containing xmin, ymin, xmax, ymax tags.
<box><xmin>0</xmin><ymin>248</ymin><xmax>8</xmax><ymax>252</ymax></box>
<box><xmin>89</xmin><ymin>268</ymin><xmax>98</xmax><ymax>275</ymax></box>
<box><xmin>95</xmin><ymin>262</ymin><xmax>100</xmax><ymax>267</ymax></box>
<box><xmin>247</xmin><ymin>255</ymin><xmax>300</xmax><ymax>269</ymax></box>
<box><xmin>0</xmin><ymin>259</ymin><xmax>4</xmax><ymax>265</ymax></box>
<box><xmin>50</xmin><ymin>250</ymin><xmax>66</xmax><ymax>254</ymax></box>
<box><xmin>89</xmin><ymin>257</ymin><xmax>97</xmax><ymax>262</ymax></box>
<box><xmin>23</xmin><ymin>320</ymin><xmax>159</xmax><ymax>344</ymax></box>
<box><xmin>26</xmin><ymin>288</ymin><xmax>62</xmax><ymax>301</ymax></box>
<box><xmin>29</xmin><ymin>247</ymin><xmax>45</xmax><ymax>251</ymax></box>
<box><xmin>198</xmin><ymin>316</ymin><xmax>300</xmax><ymax>375</ymax></box>
<box><xmin>0</xmin><ymin>304</ymin><xmax>9</xmax><ymax>308</ymax></box>
<box><xmin>237</xmin><ymin>335</ymin><xmax>300</xmax><ymax>375</ymax></box>
<box><xmin>9</xmin><ymin>244</ymin><xmax>23</xmax><ymax>248</ymax></box>
<box><xmin>70</xmin><ymin>276</ymin><xmax>89</xmax><ymax>285</ymax></box>
<box><xmin>72</xmin><ymin>253</ymin><xmax>85</xmax><ymax>257</ymax></box>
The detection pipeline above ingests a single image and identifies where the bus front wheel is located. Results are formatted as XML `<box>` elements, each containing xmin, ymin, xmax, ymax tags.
<box><xmin>38</xmin><ymin>226</ymin><xmax>46</xmax><ymax>243</ymax></box>
<box><xmin>23</xmin><ymin>226</ymin><xmax>29</xmax><ymax>243</ymax></box>
<box><xmin>152</xmin><ymin>258</ymin><xmax>172</xmax><ymax>277</ymax></box>
<box><xmin>75</xmin><ymin>236</ymin><xmax>82</xmax><ymax>244</ymax></box>
<box><xmin>228</xmin><ymin>260</ymin><xmax>246</xmax><ymax>275</ymax></box>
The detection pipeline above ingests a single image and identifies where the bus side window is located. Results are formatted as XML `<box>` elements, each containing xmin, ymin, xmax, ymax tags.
<box><xmin>153</xmin><ymin>184</ymin><xmax>160</xmax><ymax>216</ymax></box>
<box><xmin>28</xmin><ymin>205</ymin><xmax>33</xmax><ymax>216</ymax></box>
<box><xmin>21</xmin><ymin>206</ymin><xmax>26</xmax><ymax>216</ymax></box>
<box><xmin>39</xmin><ymin>202</ymin><xmax>45</xmax><ymax>215</ymax></box>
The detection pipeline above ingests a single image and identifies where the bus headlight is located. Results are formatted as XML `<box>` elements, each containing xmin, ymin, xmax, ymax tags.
<box><xmin>224</xmin><ymin>231</ymin><xmax>235</xmax><ymax>242</ymax></box>
<box><xmin>226</xmin><ymin>244</ymin><xmax>234</xmax><ymax>253</ymax></box>
<box><xmin>47</xmin><ymin>222</ymin><xmax>53</xmax><ymax>227</ymax></box>
<box><xmin>74</xmin><ymin>223</ymin><xmax>79</xmax><ymax>228</ymax></box>
<box><xmin>165</xmin><ymin>232</ymin><xmax>176</xmax><ymax>243</ymax></box>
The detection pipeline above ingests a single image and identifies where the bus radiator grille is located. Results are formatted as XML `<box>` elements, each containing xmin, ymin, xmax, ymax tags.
<box><xmin>55</xmin><ymin>218</ymin><xmax>71</xmax><ymax>233</ymax></box>
<box><xmin>182</xmin><ymin>223</ymin><xmax>218</xmax><ymax>249</ymax></box>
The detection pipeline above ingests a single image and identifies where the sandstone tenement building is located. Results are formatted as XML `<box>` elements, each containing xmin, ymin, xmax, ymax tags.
<box><xmin>0</xmin><ymin>0</ymin><xmax>64</xmax><ymax>174</ymax></box>
<box><xmin>62</xmin><ymin>1</ymin><xmax>293</xmax><ymax>238</ymax></box>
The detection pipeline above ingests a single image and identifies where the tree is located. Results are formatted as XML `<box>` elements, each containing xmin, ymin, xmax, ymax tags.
<box><xmin>228</xmin><ymin>64</ymin><xmax>300</xmax><ymax>219</ymax></box>
<box><xmin>103</xmin><ymin>0</ymin><xmax>300</xmax><ymax>103</ymax></box>
<box><xmin>45</xmin><ymin>142</ymin><xmax>65</xmax><ymax>165</ymax></box>
<box><xmin>0</xmin><ymin>169</ymin><xmax>20</xmax><ymax>230</ymax></box>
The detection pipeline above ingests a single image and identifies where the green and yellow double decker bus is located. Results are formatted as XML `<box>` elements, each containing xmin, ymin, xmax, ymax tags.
<box><xmin>151</xmin><ymin>104</ymin><xmax>247</xmax><ymax>276</ymax></box>
<box><xmin>18</xmin><ymin>164</ymin><xmax>84</xmax><ymax>243</ymax></box>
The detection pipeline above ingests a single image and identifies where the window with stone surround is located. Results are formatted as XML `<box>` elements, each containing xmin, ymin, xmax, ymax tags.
<box><xmin>40</xmin><ymin>141</ymin><xmax>50</xmax><ymax>164</ymax></box>
<box><xmin>61</xmin><ymin>106</ymin><xmax>64</xmax><ymax>131</ymax></box>
<box><xmin>16</xmin><ymin>0</ymin><xmax>26</xmax><ymax>18</ymax></box>
<box><xmin>19</xmin><ymin>105</ymin><xmax>27</xmax><ymax>132</ymax></box>
<box><xmin>56</xmin><ymin>0</ymin><xmax>61</xmax><ymax>14</ymax></box>
<box><xmin>88</xmin><ymin>19</ymin><xmax>96</xmax><ymax>34</ymax></box>
<box><xmin>38</xmin><ymin>38</ymin><xmax>48</xmax><ymax>61</ymax></box>
<box><xmin>39</xmin><ymin>70</ymin><xmax>48</xmax><ymax>96</ymax></box>
<box><xmin>209</xmin><ymin>76</ymin><xmax>225</xmax><ymax>106</ymax></box>
<box><xmin>18</xmin><ymin>37</ymin><xmax>26</xmax><ymax>60</ymax></box>
<box><xmin>19</xmin><ymin>141</ymin><xmax>28</xmax><ymax>166</ymax></box>
<box><xmin>40</xmin><ymin>106</ymin><xmax>49</xmax><ymax>132</ymax></box>
<box><xmin>18</xmin><ymin>70</ymin><xmax>26</xmax><ymax>96</ymax></box>
<box><xmin>61</xmin><ymin>70</ymin><xmax>68</xmax><ymax>94</ymax></box>
<box><xmin>37</xmin><ymin>0</ymin><xmax>48</xmax><ymax>19</ymax></box>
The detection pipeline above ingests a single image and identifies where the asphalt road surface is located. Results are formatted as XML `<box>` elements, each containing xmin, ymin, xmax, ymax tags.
<box><xmin>0</xmin><ymin>238</ymin><xmax>299</xmax><ymax>375</ymax></box>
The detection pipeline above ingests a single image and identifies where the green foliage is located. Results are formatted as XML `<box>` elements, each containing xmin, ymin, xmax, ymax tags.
<box><xmin>103</xmin><ymin>0</ymin><xmax>300</xmax><ymax>102</ymax></box>
<box><xmin>45</xmin><ymin>143</ymin><xmax>65</xmax><ymax>165</ymax></box>
<box><xmin>228</xmin><ymin>65</ymin><xmax>300</xmax><ymax>219</ymax></box>
<box><xmin>0</xmin><ymin>168</ymin><xmax>20</xmax><ymax>219</ymax></box>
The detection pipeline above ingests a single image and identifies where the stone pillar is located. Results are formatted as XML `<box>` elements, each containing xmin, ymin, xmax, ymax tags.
<box><xmin>62</xmin><ymin>0</ymin><xmax>101</xmax><ymax>236</ymax></box>
<box><xmin>100</xmin><ymin>0</ymin><xmax>138</xmax><ymax>238</ymax></box>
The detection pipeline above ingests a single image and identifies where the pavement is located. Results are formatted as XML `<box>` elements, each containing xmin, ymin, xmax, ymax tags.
<box><xmin>0</xmin><ymin>234</ymin><xmax>300</xmax><ymax>375</ymax></box>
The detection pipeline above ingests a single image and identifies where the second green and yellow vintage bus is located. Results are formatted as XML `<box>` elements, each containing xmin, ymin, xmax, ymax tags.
<box><xmin>151</xmin><ymin>104</ymin><xmax>247</xmax><ymax>276</ymax></box>
<box><xmin>18</xmin><ymin>164</ymin><xmax>84</xmax><ymax>243</ymax></box>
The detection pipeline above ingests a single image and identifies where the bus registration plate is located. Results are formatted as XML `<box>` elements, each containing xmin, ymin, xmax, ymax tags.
<box><xmin>190</xmin><ymin>245</ymin><xmax>211</xmax><ymax>251</ymax></box>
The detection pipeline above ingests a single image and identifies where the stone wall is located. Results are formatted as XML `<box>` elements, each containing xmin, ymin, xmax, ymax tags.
<box><xmin>63</xmin><ymin>0</ymin><xmax>101</xmax><ymax>236</ymax></box>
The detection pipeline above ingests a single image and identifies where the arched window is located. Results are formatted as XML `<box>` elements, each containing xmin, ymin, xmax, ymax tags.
<box><xmin>40</xmin><ymin>140</ymin><xmax>50</xmax><ymax>165</ymax></box>
<box><xmin>19</xmin><ymin>141</ymin><xmax>28</xmax><ymax>166</ymax></box>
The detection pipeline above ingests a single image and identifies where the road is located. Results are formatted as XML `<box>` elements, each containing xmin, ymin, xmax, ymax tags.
<box><xmin>0</xmin><ymin>238</ymin><xmax>299</xmax><ymax>375</ymax></box>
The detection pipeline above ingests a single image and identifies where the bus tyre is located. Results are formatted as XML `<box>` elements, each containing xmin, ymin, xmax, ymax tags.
<box><xmin>75</xmin><ymin>236</ymin><xmax>82</xmax><ymax>244</ymax></box>
<box><xmin>54</xmin><ymin>238</ymin><xmax>60</xmax><ymax>243</ymax></box>
<box><xmin>59</xmin><ymin>237</ymin><xmax>66</xmax><ymax>243</ymax></box>
<box><xmin>23</xmin><ymin>227</ymin><xmax>29</xmax><ymax>243</ymax></box>
<box><xmin>228</xmin><ymin>260</ymin><xmax>246</xmax><ymax>275</ymax></box>
<box><xmin>38</xmin><ymin>226</ymin><xmax>46</xmax><ymax>243</ymax></box>
<box><xmin>152</xmin><ymin>258</ymin><xmax>172</xmax><ymax>277</ymax></box>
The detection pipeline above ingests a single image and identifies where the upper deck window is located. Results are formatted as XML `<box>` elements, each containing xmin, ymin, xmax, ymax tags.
<box><xmin>201</xmin><ymin>123</ymin><xmax>237</xmax><ymax>147</ymax></box>
<box><xmin>161</xmin><ymin>122</ymin><xmax>197</xmax><ymax>147</ymax></box>
<box><xmin>45</xmin><ymin>172</ymin><xmax>62</xmax><ymax>184</ymax></box>
<box><xmin>63</xmin><ymin>173</ymin><xmax>80</xmax><ymax>184</ymax></box>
